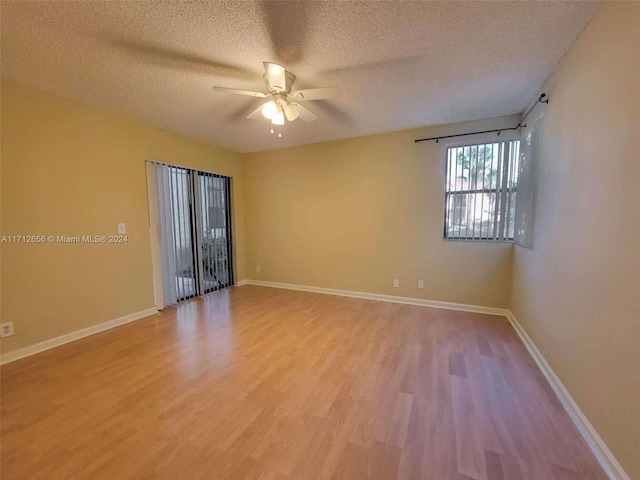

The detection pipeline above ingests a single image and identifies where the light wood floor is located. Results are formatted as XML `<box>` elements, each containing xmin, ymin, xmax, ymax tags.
<box><xmin>1</xmin><ymin>286</ymin><xmax>606</xmax><ymax>480</ymax></box>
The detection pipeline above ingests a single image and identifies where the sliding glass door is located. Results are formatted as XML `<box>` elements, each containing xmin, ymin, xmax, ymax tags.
<box><xmin>198</xmin><ymin>172</ymin><xmax>234</xmax><ymax>293</ymax></box>
<box><xmin>151</xmin><ymin>162</ymin><xmax>234</xmax><ymax>307</ymax></box>
<box><xmin>168</xmin><ymin>167</ymin><xmax>198</xmax><ymax>301</ymax></box>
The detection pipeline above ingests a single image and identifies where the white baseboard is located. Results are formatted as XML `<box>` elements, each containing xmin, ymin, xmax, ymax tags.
<box><xmin>241</xmin><ymin>279</ymin><xmax>508</xmax><ymax>316</ymax></box>
<box><xmin>0</xmin><ymin>307</ymin><xmax>159</xmax><ymax>366</ymax></box>
<box><xmin>505</xmin><ymin>311</ymin><xmax>630</xmax><ymax>480</ymax></box>
<box><xmin>235</xmin><ymin>279</ymin><xmax>248</xmax><ymax>286</ymax></box>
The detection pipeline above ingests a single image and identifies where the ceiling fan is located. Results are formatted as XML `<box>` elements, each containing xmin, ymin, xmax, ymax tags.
<box><xmin>213</xmin><ymin>62</ymin><xmax>341</xmax><ymax>137</ymax></box>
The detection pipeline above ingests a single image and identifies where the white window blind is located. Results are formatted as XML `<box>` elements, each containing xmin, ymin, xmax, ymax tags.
<box><xmin>153</xmin><ymin>163</ymin><xmax>198</xmax><ymax>305</ymax></box>
<box><xmin>513</xmin><ymin>113</ymin><xmax>542</xmax><ymax>248</ymax></box>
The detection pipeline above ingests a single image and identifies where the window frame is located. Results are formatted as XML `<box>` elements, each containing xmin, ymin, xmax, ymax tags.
<box><xmin>442</xmin><ymin>139</ymin><xmax>519</xmax><ymax>243</ymax></box>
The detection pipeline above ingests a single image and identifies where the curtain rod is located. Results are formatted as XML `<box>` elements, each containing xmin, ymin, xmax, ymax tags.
<box><xmin>414</xmin><ymin>93</ymin><xmax>549</xmax><ymax>143</ymax></box>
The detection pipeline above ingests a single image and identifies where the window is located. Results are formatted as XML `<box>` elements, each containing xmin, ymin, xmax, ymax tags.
<box><xmin>444</xmin><ymin>140</ymin><xmax>520</xmax><ymax>241</ymax></box>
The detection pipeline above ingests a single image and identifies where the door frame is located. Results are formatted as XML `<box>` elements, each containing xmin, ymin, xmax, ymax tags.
<box><xmin>145</xmin><ymin>159</ymin><xmax>236</xmax><ymax>309</ymax></box>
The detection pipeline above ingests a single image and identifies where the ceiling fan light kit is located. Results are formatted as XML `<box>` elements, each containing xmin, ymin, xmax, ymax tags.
<box><xmin>283</xmin><ymin>102</ymin><xmax>299</xmax><ymax>121</ymax></box>
<box><xmin>261</xmin><ymin>100</ymin><xmax>278</xmax><ymax>119</ymax></box>
<box><xmin>271</xmin><ymin>108</ymin><xmax>285</xmax><ymax>126</ymax></box>
<box><xmin>213</xmin><ymin>62</ymin><xmax>341</xmax><ymax>137</ymax></box>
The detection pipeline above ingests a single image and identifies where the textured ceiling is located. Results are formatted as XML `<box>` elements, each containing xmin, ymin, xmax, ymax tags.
<box><xmin>1</xmin><ymin>1</ymin><xmax>601</xmax><ymax>153</ymax></box>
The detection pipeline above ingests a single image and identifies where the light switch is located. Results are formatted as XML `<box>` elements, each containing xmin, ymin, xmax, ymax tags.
<box><xmin>118</xmin><ymin>223</ymin><xmax>126</xmax><ymax>234</ymax></box>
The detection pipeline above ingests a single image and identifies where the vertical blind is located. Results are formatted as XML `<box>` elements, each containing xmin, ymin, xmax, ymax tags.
<box><xmin>513</xmin><ymin>113</ymin><xmax>543</xmax><ymax>248</ymax></box>
<box><xmin>150</xmin><ymin>162</ymin><xmax>234</xmax><ymax>307</ymax></box>
<box><xmin>444</xmin><ymin>140</ymin><xmax>520</xmax><ymax>241</ymax></box>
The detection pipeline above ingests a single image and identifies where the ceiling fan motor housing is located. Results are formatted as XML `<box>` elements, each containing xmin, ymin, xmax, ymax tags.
<box><xmin>264</xmin><ymin>70</ymin><xmax>296</xmax><ymax>94</ymax></box>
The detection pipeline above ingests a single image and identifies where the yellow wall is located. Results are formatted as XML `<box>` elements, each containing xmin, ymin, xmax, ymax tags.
<box><xmin>0</xmin><ymin>80</ymin><xmax>246</xmax><ymax>353</ymax></box>
<box><xmin>1</xmin><ymin>80</ymin><xmax>516</xmax><ymax>357</ymax></box>
<box><xmin>243</xmin><ymin>116</ymin><xmax>518</xmax><ymax>308</ymax></box>
<box><xmin>510</xmin><ymin>3</ymin><xmax>640</xmax><ymax>477</ymax></box>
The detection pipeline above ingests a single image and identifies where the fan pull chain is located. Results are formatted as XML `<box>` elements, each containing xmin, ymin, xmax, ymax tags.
<box><xmin>268</xmin><ymin>122</ymin><xmax>283</xmax><ymax>138</ymax></box>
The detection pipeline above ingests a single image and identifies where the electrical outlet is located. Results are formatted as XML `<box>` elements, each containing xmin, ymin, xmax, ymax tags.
<box><xmin>255</xmin><ymin>266</ymin><xmax>261</xmax><ymax>273</ymax></box>
<box><xmin>0</xmin><ymin>322</ymin><xmax>15</xmax><ymax>338</ymax></box>
<box><xmin>393</xmin><ymin>278</ymin><xmax>399</xmax><ymax>288</ymax></box>
<box><xmin>417</xmin><ymin>280</ymin><xmax>425</xmax><ymax>289</ymax></box>
<box><xmin>117</xmin><ymin>223</ymin><xmax>126</xmax><ymax>234</ymax></box>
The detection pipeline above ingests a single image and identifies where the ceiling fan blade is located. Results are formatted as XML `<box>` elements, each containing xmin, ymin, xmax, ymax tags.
<box><xmin>291</xmin><ymin>102</ymin><xmax>317</xmax><ymax>122</ymax></box>
<box><xmin>312</xmin><ymin>100</ymin><xmax>351</xmax><ymax>123</ymax></box>
<box><xmin>212</xmin><ymin>86</ymin><xmax>267</xmax><ymax>98</ymax></box>
<box><xmin>291</xmin><ymin>86</ymin><xmax>341</xmax><ymax>101</ymax></box>
<box><xmin>97</xmin><ymin>34</ymin><xmax>255</xmax><ymax>80</ymax></box>
<box><xmin>246</xmin><ymin>104</ymin><xmax>266</xmax><ymax>120</ymax></box>
<box><xmin>262</xmin><ymin>1</ymin><xmax>310</xmax><ymax>64</ymax></box>
<box><xmin>321</xmin><ymin>56</ymin><xmax>422</xmax><ymax>77</ymax></box>
<box><xmin>263</xmin><ymin>62</ymin><xmax>287</xmax><ymax>92</ymax></box>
